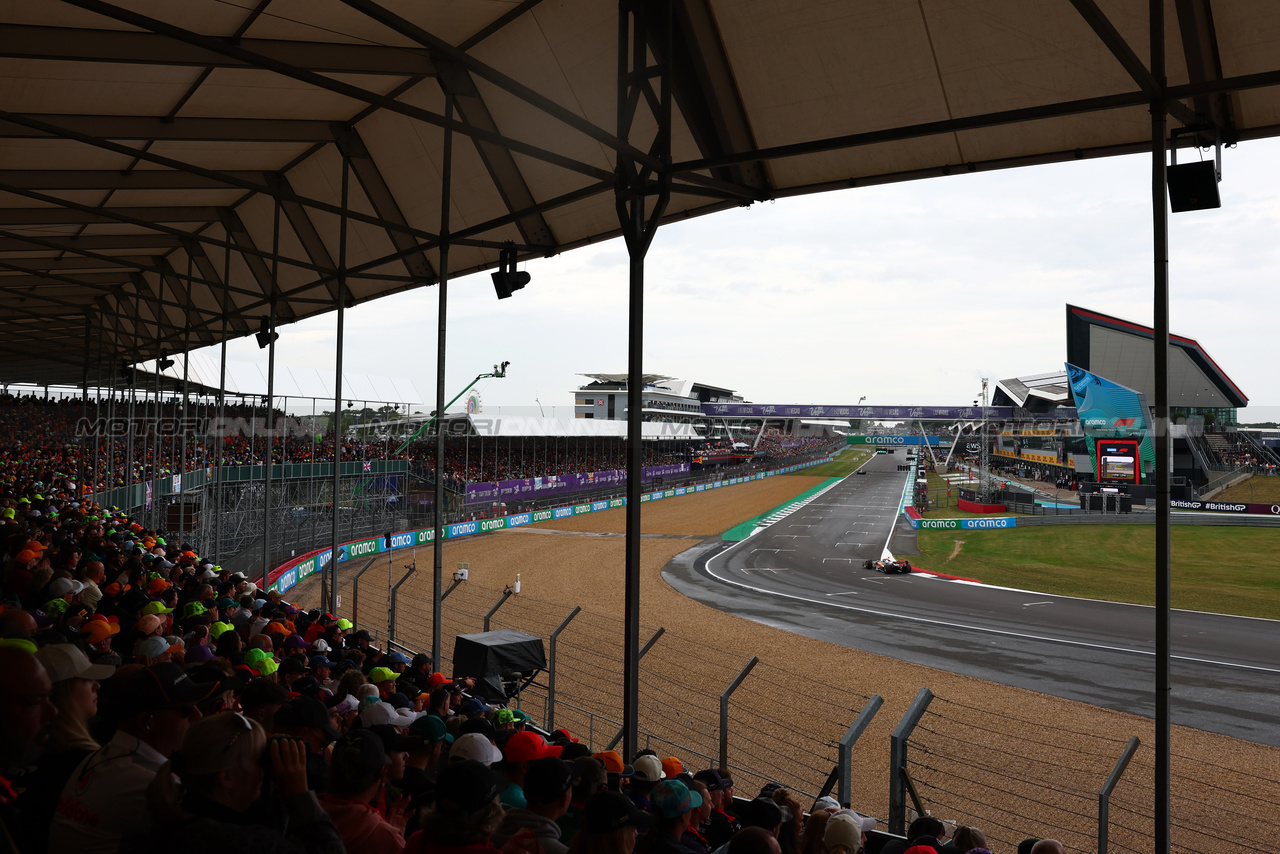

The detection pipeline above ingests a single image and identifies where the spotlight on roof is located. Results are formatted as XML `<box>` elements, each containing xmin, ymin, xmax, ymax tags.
<box><xmin>255</xmin><ymin>316</ymin><xmax>279</xmax><ymax>349</ymax></box>
<box><xmin>491</xmin><ymin>243</ymin><xmax>530</xmax><ymax>300</ymax></box>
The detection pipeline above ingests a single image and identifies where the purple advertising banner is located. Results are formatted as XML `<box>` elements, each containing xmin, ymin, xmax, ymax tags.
<box><xmin>1170</xmin><ymin>499</ymin><xmax>1280</xmax><ymax>516</ymax></box>
<box><xmin>700</xmin><ymin>403</ymin><xmax>1078</xmax><ymax>421</ymax></box>
<box><xmin>465</xmin><ymin>463</ymin><xmax>690</xmax><ymax>504</ymax></box>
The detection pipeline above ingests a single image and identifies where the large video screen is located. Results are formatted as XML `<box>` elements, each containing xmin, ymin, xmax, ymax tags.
<box><xmin>1096</xmin><ymin>439</ymin><xmax>1140</xmax><ymax>483</ymax></box>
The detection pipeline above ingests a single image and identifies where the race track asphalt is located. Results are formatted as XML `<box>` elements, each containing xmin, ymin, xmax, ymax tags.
<box><xmin>663</xmin><ymin>451</ymin><xmax>1280</xmax><ymax>746</ymax></box>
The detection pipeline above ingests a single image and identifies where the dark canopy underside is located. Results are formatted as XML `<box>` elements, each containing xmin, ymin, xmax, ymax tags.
<box><xmin>0</xmin><ymin>0</ymin><xmax>1277</xmax><ymax>385</ymax></box>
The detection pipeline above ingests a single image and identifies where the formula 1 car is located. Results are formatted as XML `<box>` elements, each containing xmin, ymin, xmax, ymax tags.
<box><xmin>864</xmin><ymin>558</ymin><xmax>912</xmax><ymax>574</ymax></box>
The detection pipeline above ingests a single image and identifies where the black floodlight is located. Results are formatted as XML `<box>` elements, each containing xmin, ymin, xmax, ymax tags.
<box><xmin>491</xmin><ymin>243</ymin><xmax>530</xmax><ymax>299</ymax></box>
<box><xmin>155</xmin><ymin>353</ymin><xmax>174</xmax><ymax>371</ymax></box>
<box><xmin>1168</xmin><ymin>126</ymin><xmax>1222</xmax><ymax>213</ymax></box>
<box><xmin>255</xmin><ymin>315</ymin><xmax>278</xmax><ymax>349</ymax></box>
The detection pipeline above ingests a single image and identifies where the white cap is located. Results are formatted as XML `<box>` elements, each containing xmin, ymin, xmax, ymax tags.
<box><xmin>35</xmin><ymin>643</ymin><xmax>116</xmax><ymax>682</ymax></box>
<box><xmin>360</xmin><ymin>700</ymin><xmax>416</xmax><ymax>728</ymax></box>
<box><xmin>835</xmin><ymin>809</ymin><xmax>877</xmax><ymax>833</ymax></box>
<box><xmin>312</xmin><ymin>638</ymin><xmax>332</xmax><ymax>653</ymax></box>
<box><xmin>450</xmin><ymin>732</ymin><xmax>503</xmax><ymax>766</ymax></box>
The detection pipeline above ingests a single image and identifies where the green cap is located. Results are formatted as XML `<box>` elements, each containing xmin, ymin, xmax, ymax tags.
<box><xmin>257</xmin><ymin>657</ymin><xmax>278</xmax><ymax>676</ymax></box>
<box><xmin>208</xmin><ymin>621</ymin><xmax>235</xmax><ymax>640</ymax></box>
<box><xmin>243</xmin><ymin>647</ymin><xmax>272</xmax><ymax>667</ymax></box>
<box><xmin>142</xmin><ymin>600</ymin><xmax>174</xmax><ymax>616</ymax></box>
<box><xmin>369</xmin><ymin>666</ymin><xmax>398</xmax><ymax>685</ymax></box>
<box><xmin>408</xmin><ymin>713</ymin><xmax>454</xmax><ymax>745</ymax></box>
<box><xmin>336</xmin><ymin>618</ymin><xmax>353</xmax><ymax>631</ymax></box>
<box><xmin>180</xmin><ymin>601</ymin><xmax>207</xmax><ymax>620</ymax></box>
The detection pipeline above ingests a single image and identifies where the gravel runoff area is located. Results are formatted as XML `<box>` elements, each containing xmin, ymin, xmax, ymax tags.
<box><xmin>291</xmin><ymin>476</ymin><xmax>1279</xmax><ymax>854</ymax></box>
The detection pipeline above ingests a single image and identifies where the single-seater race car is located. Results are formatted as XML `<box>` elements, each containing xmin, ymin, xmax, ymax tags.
<box><xmin>864</xmin><ymin>557</ymin><xmax>912</xmax><ymax>574</ymax></box>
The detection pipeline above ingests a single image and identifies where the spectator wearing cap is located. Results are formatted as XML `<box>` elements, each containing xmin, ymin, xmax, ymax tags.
<box><xmin>240</xmin><ymin>677</ymin><xmax>290</xmax><ymax>732</ymax></box>
<box><xmin>566</xmin><ymin>790</ymin><xmax>652</xmax><ymax>854</ymax></box>
<box><xmin>149</xmin><ymin>711</ymin><xmax>345</xmax><ymax>854</ymax></box>
<box><xmin>593</xmin><ymin>750</ymin><xmax>633</xmax><ymax>793</ymax></box>
<box><xmin>401</xmin><ymin>714</ymin><xmax>453</xmax><ymax>810</ymax></box>
<box><xmin>370</xmin><ymin>665</ymin><xmax>401</xmax><ymax>699</ymax></box>
<box><xmin>50</xmin><ymin>662</ymin><xmax>218</xmax><ymax>853</ymax></box>
<box><xmin>399</xmin><ymin>653</ymin><xmax>433</xmax><ymax>694</ymax></box>
<box><xmin>707</xmin><ymin>800</ymin><xmax>782</xmax><ymax>854</ymax></box>
<box><xmin>879</xmin><ymin>816</ymin><xmax>946</xmax><ymax>854</ymax></box>
<box><xmin>451</xmin><ymin>731</ymin><xmax>504</xmax><ymax>767</ymax></box>
<box><xmin>275</xmin><ymin>696</ymin><xmax>341</xmax><ymax>791</ymax></box>
<box><xmin>385</xmin><ymin>649</ymin><xmax>412</xmax><ymax>672</ymax></box>
<box><xmin>694</xmin><ymin>770</ymin><xmax>740</xmax><ymax>850</ymax></box>
<box><xmin>768</xmin><ymin>788</ymin><xmax>803</xmax><ymax>854</ymax></box>
<box><xmin>460</xmin><ymin>696</ymin><xmax>492</xmax><ymax>719</ymax></box>
<box><xmin>627</xmin><ymin>753</ymin><xmax>665</xmax><ymax>811</ymax></box>
<box><xmin>500</xmin><ymin>730</ymin><xmax>563</xmax><ymax>808</ymax></box>
<box><xmin>558</xmin><ymin>756</ymin><xmax>607</xmax><ymax>847</ymax></box>
<box><xmin>15</xmin><ymin>645</ymin><xmax>114</xmax><ymax>850</ymax></box>
<box><xmin>494</xmin><ymin>755</ymin><xmax>576</xmax><ymax>854</ymax></box>
<box><xmin>311</xmin><ymin>653</ymin><xmax>336</xmax><ymax>690</ymax></box>
<box><xmin>683</xmin><ymin>779</ymin><xmax>713</xmax><ymax>854</ymax></box>
<box><xmin>0</xmin><ymin>648</ymin><xmax>57</xmax><ymax>851</ymax></box>
<box><xmin>636</xmin><ymin>779</ymin><xmax>704</xmax><ymax>854</ymax></box>
<box><xmin>824</xmin><ymin>812</ymin><xmax>865</xmax><ymax>854</ymax></box>
<box><xmin>319</xmin><ymin>728</ymin><xmax>410</xmax><ymax>854</ymax></box>
<box><xmin>407</xmin><ymin>759</ymin><xmax>531</xmax><ymax>854</ymax></box>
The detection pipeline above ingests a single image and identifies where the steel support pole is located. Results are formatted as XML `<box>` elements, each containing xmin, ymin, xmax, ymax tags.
<box><xmin>888</xmin><ymin>687</ymin><xmax>934</xmax><ymax>836</ymax></box>
<box><xmin>838</xmin><ymin>694</ymin><xmax>884</xmax><ymax>807</ymax></box>
<box><xmin>151</xmin><ymin>275</ymin><xmax>163</xmax><ymax>529</ymax></box>
<box><xmin>350</xmin><ymin>556</ymin><xmax>377</xmax><ymax>630</ymax></box>
<box><xmin>606</xmin><ymin>627</ymin><xmax>664</xmax><ymax>751</ymax></box>
<box><xmin>1098</xmin><ymin>736</ymin><xmax>1141</xmax><ymax>854</ymax></box>
<box><xmin>616</xmin><ymin>0</ymin><xmax>671</xmax><ymax>761</ymax></box>
<box><xmin>547</xmin><ymin>605</ymin><xmax>582</xmax><ymax>732</ymax></box>
<box><xmin>1149</xmin><ymin>3</ymin><xmax>1171</xmax><ymax>851</ymax></box>
<box><xmin>261</xmin><ymin>199</ymin><xmax>279</xmax><ymax>590</ymax></box>
<box><xmin>389</xmin><ymin>558</ymin><xmax>417</xmax><ymax>644</ymax></box>
<box><xmin>432</xmin><ymin>95</ymin><xmax>454</xmax><ymax>668</ymax></box>
<box><xmin>719</xmin><ymin>656</ymin><xmax>759</xmax><ymax>772</ymax></box>
<box><xmin>483</xmin><ymin>588</ymin><xmax>514</xmax><ymax>632</ymax></box>
<box><xmin>215</xmin><ymin>237</ymin><xmax>230</xmax><ymax>562</ymax></box>
<box><xmin>329</xmin><ymin>151</ymin><xmax>350</xmax><ymax>616</ymax></box>
<box><xmin>180</xmin><ymin>255</ymin><xmax>192</xmax><ymax>542</ymax></box>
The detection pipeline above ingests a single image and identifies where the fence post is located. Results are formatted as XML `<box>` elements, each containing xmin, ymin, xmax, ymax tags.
<box><xmin>889</xmin><ymin>688</ymin><xmax>934</xmax><ymax>836</ymax></box>
<box><xmin>838</xmin><ymin>694</ymin><xmax>884</xmax><ymax>807</ymax></box>
<box><xmin>719</xmin><ymin>657</ymin><xmax>759</xmax><ymax>772</ymax></box>
<box><xmin>440</xmin><ymin>577</ymin><xmax>464</xmax><ymax>601</ymax></box>
<box><xmin>349</xmin><ymin>557</ymin><xmax>377</xmax><ymax>629</ymax></box>
<box><xmin>605</xmin><ymin>627</ymin><xmax>664</xmax><ymax>750</ymax></box>
<box><xmin>388</xmin><ymin>559</ymin><xmax>417</xmax><ymax>645</ymax></box>
<box><xmin>548</xmin><ymin>605</ymin><xmax>582</xmax><ymax>732</ymax></box>
<box><xmin>1098</xmin><ymin>737</ymin><xmax>1140</xmax><ymax>854</ymax></box>
<box><xmin>484</xmin><ymin>587</ymin><xmax>515</xmax><ymax>631</ymax></box>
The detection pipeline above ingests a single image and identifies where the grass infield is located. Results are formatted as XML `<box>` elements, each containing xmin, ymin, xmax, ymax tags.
<box><xmin>915</xmin><ymin>525</ymin><xmax>1280</xmax><ymax>619</ymax></box>
<box><xmin>1217</xmin><ymin>475</ymin><xmax>1280</xmax><ymax>504</ymax></box>
<box><xmin>788</xmin><ymin>447</ymin><xmax>871</xmax><ymax>477</ymax></box>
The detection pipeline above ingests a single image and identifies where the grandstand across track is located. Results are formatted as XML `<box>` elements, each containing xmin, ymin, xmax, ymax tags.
<box><xmin>665</xmin><ymin>451</ymin><xmax>1280</xmax><ymax>747</ymax></box>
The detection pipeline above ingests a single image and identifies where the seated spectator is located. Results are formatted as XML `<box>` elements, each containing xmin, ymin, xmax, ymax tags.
<box><xmin>628</xmin><ymin>753</ymin><xmax>665</xmax><ymax>810</ymax></box>
<box><xmin>823</xmin><ymin>813</ymin><xmax>863</xmax><ymax>854</ymax></box>
<box><xmin>1029</xmin><ymin>842</ymin><xmax>1064</xmax><ymax>854</ymax></box>
<box><xmin>494</xmin><ymin>755</ymin><xmax>576</xmax><ymax>854</ymax></box>
<box><xmin>797</xmin><ymin>811</ymin><xmax>831</xmax><ymax>854</ymax></box>
<box><xmin>14</xmin><ymin>644</ymin><xmax>114</xmax><ymax>852</ymax></box>
<box><xmin>151</xmin><ymin>711</ymin><xmax>344</xmax><ymax>852</ymax></box>
<box><xmin>942</xmin><ymin>825</ymin><xmax>986</xmax><ymax>854</ymax></box>
<box><xmin>694</xmin><ymin>769</ymin><xmax>739</xmax><ymax>850</ymax></box>
<box><xmin>559</xmin><ymin>756</ymin><xmax>608</xmax><ymax>847</ymax></box>
<box><xmin>595</xmin><ymin>750</ymin><xmax>634</xmax><ymax>793</ymax></box>
<box><xmin>728</xmin><ymin>828</ymin><xmax>781</xmax><ymax>854</ymax></box>
<box><xmin>401</xmin><ymin>713</ymin><xmax>453</xmax><ymax>809</ymax></box>
<box><xmin>319</xmin><ymin>728</ymin><xmax>410</xmax><ymax>854</ymax></box>
<box><xmin>407</xmin><ymin>759</ymin><xmax>536</xmax><ymax>854</ymax></box>
<box><xmin>452</xmin><ymin>731</ymin><xmax>504</xmax><ymax>766</ymax></box>
<box><xmin>49</xmin><ymin>662</ymin><xmax>219</xmax><ymax>852</ymax></box>
<box><xmin>0</xmin><ymin>647</ymin><xmax>57</xmax><ymax>850</ymax></box>
<box><xmin>566</xmin><ymin>790</ymin><xmax>652</xmax><ymax>854</ymax></box>
<box><xmin>636</xmin><ymin>779</ymin><xmax>704</xmax><ymax>854</ymax></box>
<box><xmin>500</xmin><ymin>730</ymin><xmax>563</xmax><ymax>809</ymax></box>
<box><xmin>683</xmin><ymin>778</ymin><xmax>713</xmax><ymax>854</ymax></box>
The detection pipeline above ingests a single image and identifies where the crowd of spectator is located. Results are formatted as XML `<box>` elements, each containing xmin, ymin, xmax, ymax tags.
<box><xmin>0</xmin><ymin>477</ymin><xmax>1063</xmax><ymax>854</ymax></box>
<box><xmin>0</xmin><ymin>395</ymin><xmax>837</xmax><ymax>499</ymax></box>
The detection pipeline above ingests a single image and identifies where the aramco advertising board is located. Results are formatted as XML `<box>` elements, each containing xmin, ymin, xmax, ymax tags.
<box><xmin>1065</xmin><ymin>363</ymin><xmax>1155</xmax><ymax>484</ymax></box>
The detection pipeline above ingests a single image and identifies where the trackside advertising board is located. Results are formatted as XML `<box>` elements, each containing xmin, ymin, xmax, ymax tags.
<box><xmin>266</xmin><ymin>458</ymin><xmax>828</xmax><ymax>594</ymax></box>
<box><xmin>847</xmin><ymin>435</ymin><xmax>941</xmax><ymax>446</ymax></box>
<box><xmin>902</xmin><ymin>507</ymin><xmax>1016</xmax><ymax>530</ymax></box>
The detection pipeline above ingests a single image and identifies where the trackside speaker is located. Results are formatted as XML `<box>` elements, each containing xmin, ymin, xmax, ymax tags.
<box><xmin>1167</xmin><ymin>160</ymin><xmax>1220</xmax><ymax>212</ymax></box>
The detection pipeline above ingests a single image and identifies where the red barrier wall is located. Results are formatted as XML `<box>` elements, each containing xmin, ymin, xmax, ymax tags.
<box><xmin>958</xmin><ymin>498</ymin><xmax>1007</xmax><ymax>514</ymax></box>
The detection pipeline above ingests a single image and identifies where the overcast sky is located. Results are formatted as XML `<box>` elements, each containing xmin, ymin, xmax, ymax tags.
<box><xmin>194</xmin><ymin>137</ymin><xmax>1280</xmax><ymax>422</ymax></box>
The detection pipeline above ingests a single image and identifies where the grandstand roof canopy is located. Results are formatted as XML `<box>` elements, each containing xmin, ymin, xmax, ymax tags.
<box><xmin>1065</xmin><ymin>304</ymin><xmax>1247</xmax><ymax>408</ymax></box>
<box><xmin>438</xmin><ymin>413</ymin><xmax>700</xmax><ymax>440</ymax></box>
<box><xmin>4</xmin><ymin>1</ymin><xmax>1280</xmax><ymax>387</ymax></box>
<box><xmin>993</xmin><ymin>371</ymin><xmax>1074</xmax><ymax>411</ymax></box>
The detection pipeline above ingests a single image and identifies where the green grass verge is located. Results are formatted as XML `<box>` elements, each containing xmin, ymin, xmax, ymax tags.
<box><xmin>916</xmin><ymin>525</ymin><xmax>1280</xmax><ymax>619</ymax></box>
<box><xmin>1218</xmin><ymin>475</ymin><xmax>1280</xmax><ymax>503</ymax></box>
<box><xmin>790</xmin><ymin>448</ymin><xmax>872</xmax><ymax>478</ymax></box>
<box><xmin>722</xmin><ymin>478</ymin><xmax>843</xmax><ymax>541</ymax></box>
